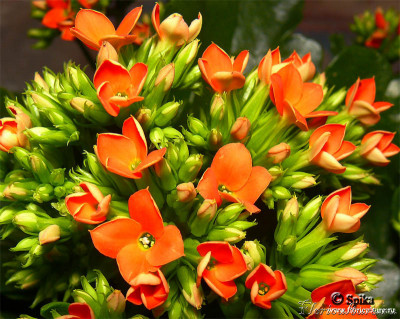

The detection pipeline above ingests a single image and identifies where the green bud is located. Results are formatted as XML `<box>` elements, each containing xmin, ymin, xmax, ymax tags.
<box><xmin>30</xmin><ymin>91</ymin><xmax>60</xmax><ymax>110</ymax></box>
<box><xmin>183</xmin><ymin>129</ymin><xmax>207</xmax><ymax>148</ymax></box>
<box><xmin>135</xmin><ymin>108</ymin><xmax>151</xmax><ymax>127</ymax></box>
<box><xmin>316</xmin><ymin>238</ymin><xmax>368</xmax><ymax>266</ymax></box>
<box><xmin>7</xmin><ymin>269</ymin><xmax>39</xmax><ymax>289</ymax></box>
<box><xmin>154</xmin><ymin>159</ymin><xmax>177</xmax><ymax>191</ymax></box>
<box><xmin>281</xmin><ymin>235</ymin><xmax>297</xmax><ymax>255</ymax></box>
<box><xmin>106</xmin><ymin>290</ymin><xmax>126</xmax><ymax>314</ymax></box>
<box><xmin>11</xmin><ymin>237</ymin><xmax>39</xmax><ymax>252</ymax></box>
<box><xmin>240</xmin><ymin>84</ymin><xmax>270</xmax><ymax>124</ymax></box>
<box><xmin>149</xmin><ymin>127</ymin><xmax>166</xmax><ymax>148</ymax></box>
<box><xmin>242</xmin><ymin>240</ymin><xmax>266</xmax><ymax>270</ymax></box>
<box><xmin>177</xmin><ymin>139</ymin><xmax>189</xmax><ymax>163</ymax></box>
<box><xmin>296</xmin><ymin>196</ymin><xmax>322</xmax><ymax>236</ymax></box>
<box><xmin>216</xmin><ymin>203</ymin><xmax>244</xmax><ymax>226</ymax></box>
<box><xmin>0</xmin><ymin>205</ymin><xmax>21</xmax><ymax>224</ymax></box>
<box><xmin>229</xmin><ymin>220</ymin><xmax>257</xmax><ymax>230</ymax></box>
<box><xmin>187</xmin><ymin>116</ymin><xmax>209</xmax><ymax>139</ymax></box>
<box><xmin>180</xmin><ymin>65</ymin><xmax>201</xmax><ymax>89</ymax></box>
<box><xmin>207</xmin><ymin>227</ymin><xmax>246</xmax><ymax>243</ymax></box>
<box><xmin>25</xmin><ymin>127</ymin><xmax>79</xmax><ymax>146</ymax></box>
<box><xmin>208</xmin><ymin>128</ymin><xmax>222</xmax><ymax>149</ymax></box>
<box><xmin>3</xmin><ymin>180</ymin><xmax>39</xmax><ymax>201</ymax></box>
<box><xmin>163</xmin><ymin>127</ymin><xmax>184</xmax><ymax>140</ymax></box>
<box><xmin>13</xmin><ymin>212</ymin><xmax>41</xmax><ymax>233</ymax></box>
<box><xmin>173</xmin><ymin>40</ymin><xmax>199</xmax><ymax>86</ymax></box>
<box><xmin>275</xmin><ymin>197</ymin><xmax>298</xmax><ymax>245</ymax></box>
<box><xmin>271</xmin><ymin>186</ymin><xmax>292</xmax><ymax>200</ymax></box>
<box><xmin>269</xmin><ymin>166</ymin><xmax>283</xmax><ymax>181</ymax></box>
<box><xmin>4</xmin><ymin>170</ymin><xmax>32</xmax><ymax>184</ymax></box>
<box><xmin>281</xmin><ymin>172</ymin><xmax>317</xmax><ymax>189</ymax></box>
<box><xmin>177</xmin><ymin>265</ymin><xmax>203</xmax><ymax>309</ymax></box>
<box><xmin>190</xmin><ymin>199</ymin><xmax>217</xmax><ymax>237</ymax></box>
<box><xmin>154</xmin><ymin>101</ymin><xmax>181</xmax><ymax>127</ymax></box>
<box><xmin>30</xmin><ymin>153</ymin><xmax>53</xmax><ymax>183</ymax></box>
<box><xmin>178</xmin><ymin>154</ymin><xmax>203</xmax><ymax>182</ymax></box>
<box><xmin>49</xmin><ymin>168</ymin><xmax>65</xmax><ymax>186</ymax></box>
<box><xmin>94</xmin><ymin>270</ymin><xmax>112</xmax><ymax>303</ymax></box>
<box><xmin>11</xmin><ymin>147</ymin><xmax>31</xmax><ymax>170</ymax></box>
<box><xmin>33</xmin><ymin>184</ymin><xmax>54</xmax><ymax>203</ymax></box>
<box><xmin>165</xmin><ymin>142</ymin><xmax>180</xmax><ymax>170</ymax></box>
<box><xmin>344</xmin><ymin>258</ymin><xmax>377</xmax><ymax>271</ymax></box>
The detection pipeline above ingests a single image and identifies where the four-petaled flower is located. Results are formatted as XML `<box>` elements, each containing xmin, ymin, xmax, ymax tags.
<box><xmin>345</xmin><ymin>78</ymin><xmax>393</xmax><ymax>126</ymax></box>
<box><xmin>126</xmin><ymin>269</ymin><xmax>169</xmax><ymax>310</ymax></box>
<box><xmin>360</xmin><ymin>131</ymin><xmax>400</xmax><ymax>166</ymax></box>
<box><xmin>270</xmin><ymin>64</ymin><xmax>336</xmax><ymax>131</ymax></box>
<box><xmin>65</xmin><ymin>182</ymin><xmax>111</xmax><ymax>224</ymax></box>
<box><xmin>93</xmin><ymin>59</ymin><xmax>147</xmax><ymax>117</ymax></box>
<box><xmin>70</xmin><ymin>7</ymin><xmax>142</xmax><ymax>50</ymax></box>
<box><xmin>321</xmin><ymin>186</ymin><xmax>370</xmax><ymax>233</ymax></box>
<box><xmin>197</xmin><ymin>143</ymin><xmax>271</xmax><ymax>213</ymax></box>
<box><xmin>309</xmin><ymin>124</ymin><xmax>356</xmax><ymax>174</ymax></box>
<box><xmin>96</xmin><ymin>116</ymin><xmax>166</xmax><ymax>179</ymax></box>
<box><xmin>196</xmin><ymin>241</ymin><xmax>247</xmax><ymax>300</ymax></box>
<box><xmin>245</xmin><ymin>263</ymin><xmax>287</xmax><ymax>309</ymax></box>
<box><xmin>198</xmin><ymin>43</ymin><xmax>249</xmax><ymax>93</ymax></box>
<box><xmin>90</xmin><ymin>188</ymin><xmax>184</xmax><ymax>284</ymax></box>
<box><xmin>152</xmin><ymin>3</ymin><xmax>202</xmax><ymax>47</ymax></box>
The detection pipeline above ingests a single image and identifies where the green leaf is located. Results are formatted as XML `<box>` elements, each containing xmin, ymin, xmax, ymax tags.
<box><xmin>325</xmin><ymin>45</ymin><xmax>393</xmax><ymax>98</ymax></box>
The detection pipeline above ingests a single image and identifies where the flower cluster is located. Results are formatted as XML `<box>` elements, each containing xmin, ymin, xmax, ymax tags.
<box><xmin>1</xmin><ymin>3</ymin><xmax>399</xmax><ymax>319</ymax></box>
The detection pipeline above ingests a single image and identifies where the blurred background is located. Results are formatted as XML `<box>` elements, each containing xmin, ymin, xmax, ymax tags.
<box><xmin>1</xmin><ymin>0</ymin><xmax>399</xmax><ymax>92</ymax></box>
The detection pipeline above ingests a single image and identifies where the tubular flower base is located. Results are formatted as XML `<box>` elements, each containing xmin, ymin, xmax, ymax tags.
<box><xmin>2</xmin><ymin>2</ymin><xmax>400</xmax><ymax>319</ymax></box>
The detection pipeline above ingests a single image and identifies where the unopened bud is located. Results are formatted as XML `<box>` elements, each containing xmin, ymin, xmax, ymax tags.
<box><xmin>106</xmin><ymin>290</ymin><xmax>126</xmax><ymax>314</ymax></box>
<box><xmin>216</xmin><ymin>203</ymin><xmax>244</xmax><ymax>226</ymax></box>
<box><xmin>70</xmin><ymin>97</ymin><xmax>95</xmax><ymax>113</ymax></box>
<box><xmin>154</xmin><ymin>101</ymin><xmax>181</xmax><ymax>126</ymax></box>
<box><xmin>177</xmin><ymin>266</ymin><xmax>203</xmax><ymax>309</ymax></box>
<box><xmin>135</xmin><ymin>108</ymin><xmax>151</xmax><ymax>126</ymax></box>
<box><xmin>97</xmin><ymin>42</ymin><xmax>118</xmax><ymax>66</ymax></box>
<box><xmin>13</xmin><ymin>212</ymin><xmax>40</xmax><ymax>233</ymax></box>
<box><xmin>188</xmin><ymin>116</ymin><xmax>209</xmax><ymax>139</ymax></box>
<box><xmin>296</xmin><ymin>196</ymin><xmax>322</xmax><ymax>236</ymax></box>
<box><xmin>39</xmin><ymin>224</ymin><xmax>60</xmax><ymax>245</ymax></box>
<box><xmin>230</xmin><ymin>117</ymin><xmax>251</xmax><ymax>141</ymax></box>
<box><xmin>292</xmin><ymin>176</ymin><xmax>316</xmax><ymax>189</ymax></box>
<box><xmin>242</xmin><ymin>240</ymin><xmax>266</xmax><ymax>270</ymax></box>
<box><xmin>341</xmin><ymin>242</ymin><xmax>369</xmax><ymax>261</ymax></box>
<box><xmin>271</xmin><ymin>186</ymin><xmax>292</xmax><ymax>200</ymax></box>
<box><xmin>333</xmin><ymin>267</ymin><xmax>367</xmax><ymax>286</ymax></box>
<box><xmin>268</xmin><ymin>166</ymin><xmax>283</xmax><ymax>181</ymax></box>
<box><xmin>210</xmin><ymin>95</ymin><xmax>225</xmax><ymax>124</ymax></box>
<box><xmin>34</xmin><ymin>72</ymin><xmax>49</xmax><ymax>91</ymax></box>
<box><xmin>207</xmin><ymin>227</ymin><xmax>246</xmax><ymax>243</ymax></box>
<box><xmin>267</xmin><ymin>143</ymin><xmax>290</xmax><ymax>164</ymax></box>
<box><xmin>176</xmin><ymin>182</ymin><xmax>197</xmax><ymax>202</ymax></box>
<box><xmin>155</xmin><ymin>63</ymin><xmax>175</xmax><ymax>92</ymax></box>
<box><xmin>197</xmin><ymin>199</ymin><xmax>217</xmax><ymax>220</ymax></box>
<box><xmin>178</xmin><ymin>154</ymin><xmax>203</xmax><ymax>182</ymax></box>
<box><xmin>209</xmin><ymin>128</ymin><xmax>222</xmax><ymax>149</ymax></box>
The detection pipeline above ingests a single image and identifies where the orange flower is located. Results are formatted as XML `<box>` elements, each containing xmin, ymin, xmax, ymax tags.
<box><xmin>245</xmin><ymin>263</ymin><xmax>287</xmax><ymax>310</ymax></box>
<box><xmin>90</xmin><ymin>189</ymin><xmax>184</xmax><ymax>284</ymax></box>
<box><xmin>270</xmin><ymin>64</ymin><xmax>335</xmax><ymax>131</ymax></box>
<box><xmin>93</xmin><ymin>59</ymin><xmax>147</xmax><ymax>117</ymax></box>
<box><xmin>360</xmin><ymin>131</ymin><xmax>400</xmax><ymax>166</ymax></box>
<box><xmin>0</xmin><ymin>107</ymin><xmax>32</xmax><ymax>153</ymax></box>
<box><xmin>283</xmin><ymin>51</ymin><xmax>316</xmax><ymax>82</ymax></box>
<box><xmin>41</xmin><ymin>0</ymin><xmax>75</xmax><ymax>41</ymax></box>
<box><xmin>198</xmin><ymin>43</ymin><xmax>249</xmax><ymax>93</ymax></box>
<box><xmin>197</xmin><ymin>143</ymin><xmax>271</xmax><ymax>213</ymax></box>
<box><xmin>309</xmin><ymin>280</ymin><xmax>377</xmax><ymax>319</ymax></box>
<box><xmin>321</xmin><ymin>187</ymin><xmax>370</xmax><ymax>233</ymax></box>
<box><xmin>58</xmin><ymin>303</ymin><xmax>95</xmax><ymax>319</ymax></box>
<box><xmin>197</xmin><ymin>241</ymin><xmax>247</xmax><ymax>300</ymax></box>
<box><xmin>309</xmin><ymin>124</ymin><xmax>356</xmax><ymax>174</ymax></box>
<box><xmin>70</xmin><ymin>7</ymin><xmax>142</xmax><ymax>50</ymax></box>
<box><xmin>131</xmin><ymin>22</ymin><xmax>151</xmax><ymax>45</ymax></box>
<box><xmin>65</xmin><ymin>182</ymin><xmax>111</xmax><ymax>224</ymax></box>
<box><xmin>375</xmin><ymin>7</ymin><xmax>389</xmax><ymax>31</ymax></box>
<box><xmin>126</xmin><ymin>269</ymin><xmax>169</xmax><ymax>310</ymax></box>
<box><xmin>345</xmin><ymin>78</ymin><xmax>393</xmax><ymax>125</ymax></box>
<box><xmin>258</xmin><ymin>47</ymin><xmax>287</xmax><ymax>85</ymax></box>
<box><xmin>365</xmin><ymin>30</ymin><xmax>387</xmax><ymax>49</ymax></box>
<box><xmin>152</xmin><ymin>3</ymin><xmax>202</xmax><ymax>46</ymax></box>
<box><xmin>96</xmin><ymin>117</ymin><xmax>166</xmax><ymax>179</ymax></box>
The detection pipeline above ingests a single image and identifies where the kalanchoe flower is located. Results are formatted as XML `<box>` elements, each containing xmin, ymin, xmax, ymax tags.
<box><xmin>270</xmin><ymin>64</ymin><xmax>336</xmax><ymax>131</ymax></box>
<box><xmin>65</xmin><ymin>182</ymin><xmax>111</xmax><ymax>224</ymax></box>
<box><xmin>90</xmin><ymin>189</ymin><xmax>184</xmax><ymax>284</ymax></box>
<box><xmin>309</xmin><ymin>124</ymin><xmax>356</xmax><ymax>174</ymax></box>
<box><xmin>245</xmin><ymin>263</ymin><xmax>287</xmax><ymax>309</ymax></box>
<box><xmin>126</xmin><ymin>269</ymin><xmax>169</xmax><ymax>310</ymax></box>
<box><xmin>96</xmin><ymin>117</ymin><xmax>166</xmax><ymax>179</ymax></box>
<box><xmin>283</xmin><ymin>51</ymin><xmax>316</xmax><ymax>82</ymax></box>
<box><xmin>42</xmin><ymin>0</ymin><xmax>75</xmax><ymax>41</ymax></box>
<box><xmin>196</xmin><ymin>241</ymin><xmax>247</xmax><ymax>300</ymax></box>
<box><xmin>58</xmin><ymin>302</ymin><xmax>95</xmax><ymax>319</ymax></box>
<box><xmin>309</xmin><ymin>280</ymin><xmax>377</xmax><ymax>319</ymax></box>
<box><xmin>70</xmin><ymin>7</ymin><xmax>142</xmax><ymax>50</ymax></box>
<box><xmin>197</xmin><ymin>143</ymin><xmax>271</xmax><ymax>213</ymax></box>
<box><xmin>93</xmin><ymin>59</ymin><xmax>147</xmax><ymax>117</ymax></box>
<box><xmin>345</xmin><ymin>78</ymin><xmax>393</xmax><ymax>125</ymax></box>
<box><xmin>321</xmin><ymin>186</ymin><xmax>370</xmax><ymax>233</ymax></box>
<box><xmin>360</xmin><ymin>131</ymin><xmax>400</xmax><ymax>166</ymax></box>
<box><xmin>198</xmin><ymin>43</ymin><xmax>249</xmax><ymax>93</ymax></box>
<box><xmin>0</xmin><ymin>119</ymin><xmax>23</xmax><ymax>152</ymax></box>
<box><xmin>152</xmin><ymin>3</ymin><xmax>202</xmax><ymax>46</ymax></box>
<box><xmin>131</xmin><ymin>22</ymin><xmax>151</xmax><ymax>45</ymax></box>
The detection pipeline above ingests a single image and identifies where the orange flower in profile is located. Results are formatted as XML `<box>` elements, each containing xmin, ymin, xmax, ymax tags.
<box><xmin>152</xmin><ymin>3</ymin><xmax>202</xmax><ymax>46</ymax></box>
<box><xmin>41</xmin><ymin>0</ymin><xmax>75</xmax><ymax>41</ymax></box>
<box><xmin>198</xmin><ymin>43</ymin><xmax>249</xmax><ymax>93</ymax></box>
<box><xmin>345</xmin><ymin>78</ymin><xmax>393</xmax><ymax>125</ymax></box>
<box><xmin>90</xmin><ymin>189</ymin><xmax>184</xmax><ymax>284</ymax></box>
<box><xmin>270</xmin><ymin>64</ymin><xmax>335</xmax><ymax>131</ymax></box>
<box><xmin>321</xmin><ymin>187</ymin><xmax>370</xmax><ymax>233</ymax></box>
<box><xmin>197</xmin><ymin>242</ymin><xmax>247</xmax><ymax>301</ymax></box>
<box><xmin>65</xmin><ymin>182</ymin><xmax>111</xmax><ymax>224</ymax></box>
<box><xmin>197</xmin><ymin>143</ymin><xmax>271</xmax><ymax>213</ymax></box>
<box><xmin>245</xmin><ymin>263</ymin><xmax>287</xmax><ymax>309</ymax></box>
<box><xmin>258</xmin><ymin>47</ymin><xmax>287</xmax><ymax>85</ymax></box>
<box><xmin>360</xmin><ymin>131</ymin><xmax>400</xmax><ymax>166</ymax></box>
<box><xmin>58</xmin><ymin>303</ymin><xmax>95</xmax><ymax>319</ymax></box>
<box><xmin>126</xmin><ymin>269</ymin><xmax>169</xmax><ymax>310</ymax></box>
<box><xmin>309</xmin><ymin>280</ymin><xmax>377</xmax><ymax>319</ymax></box>
<box><xmin>0</xmin><ymin>106</ymin><xmax>31</xmax><ymax>153</ymax></box>
<box><xmin>283</xmin><ymin>51</ymin><xmax>316</xmax><ymax>82</ymax></box>
<box><xmin>131</xmin><ymin>22</ymin><xmax>151</xmax><ymax>45</ymax></box>
<box><xmin>70</xmin><ymin>7</ymin><xmax>142</xmax><ymax>50</ymax></box>
<box><xmin>96</xmin><ymin>117</ymin><xmax>166</xmax><ymax>179</ymax></box>
<box><xmin>93</xmin><ymin>59</ymin><xmax>147</xmax><ymax>117</ymax></box>
<box><xmin>309</xmin><ymin>124</ymin><xmax>356</xmax><ymax>174</ymax></box>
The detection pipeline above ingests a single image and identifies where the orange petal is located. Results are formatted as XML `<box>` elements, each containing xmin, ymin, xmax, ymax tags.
<box><xmin>126</xmin><ymin>286</ymin><xmax>142</xmax><ymax>305</ymax></box>
<box><xmin>276</xmin><ymin>64</ymin><xmax>302</xmax><ymax>106</ymax></box>
<box><xmin>203</xmin><ymin>269</ymin><xmax>237</xmax><ymax>300</ymax></box>
<box><xmin>197</xmin><ymin>168</ymin><xmax>222</xmax><ymax>206</ymax></box>
<box><xmin>349</xmin><ymin>203</ymin><xmax>370</xmax><ymax>219</ymax></box>
<box><xmin>197</xmin><ymin>241</ymin><xmax>234</xmax><ymax>263</ymax></box>
<box><xmin>74</xmin><ymin>203</ymin><xmax>106</xmax><ymax>224</ymax></box>
<box><xmin>116</xmin><ymin>6</ymin><xmax>142</xmax><ymax>35</ymax></box>
<box><xmin>210</xmin><ymin>71</ymin><xmax>246</xmax><ymax>93</ymax></box>
<box><xmin>263</xmin><ymin>270</ymin><xmax>287</xmax><ymax>301</ymax></box>
<box><xmin>122</xmin><ymin>117</ymin><xmax>147</xmax><ymax>159</ymax></box>
<box><xmin>42</xmin><ymin>8</ymin><xmax>67</xmax><ymax>29</ymax></box>
<box><xmin>353</xmin><ymin>78</ymin><xmax>376</xmax><ymax>105</ymax></box>
<box><xmin>245</xmin><ymin>264</ymin><xmax>276</xmax><ymax>289</ymax></box>
<box><xmin>128</xmin><ymin>189</ymin><xmax>164</xmax><ymax>238</ymax></box>
<box><xmin>383</xmin><ymin>143</ymin><xmax>400</xmax><ymax>157</ymax></box>
<box><xmin>234</xmin><ymin>166</ymin><xmax>271</xmax><ymax>204</ymax></box>
<box><xmin>73</xmin><ymin>9</ymin><xmax>116</xmax><ymax>49</ymax></box>
<box><xmin>198</xmin><ymin>58</ymin><xmax>212</xmax><ymax>87</ymax></box>
<box><xmin>147</xmin><ymin>225</ymin><xmax>184</xmax><ymax>266</ymax></box>
<box><xmin>94</xmin><ymin>59</ymin><xmax>131</xmax><ymax>91</ymax></box>
<box><xmin>233</xmin><ymin>50</ymin><xmax>249</xmax><ymax>73</ymax></box>
<box><xmin>296</xmin><ymin>83</ymin><xmax>323</xmax><ymax>116</ymax></box>
<box><xmin>270</xmin><ymin>73</ymin><xmax>284</xmax><ymax>115</ymax></box>
<box><xmin>211</xmin><ymin>143</ymin><xmax>252</xmax><ymax>192</ymax></box>
<box><xmin>345</xmin><ymin>78</ymin><xmax>360</xmax><ymax>108</ymax></box>
<box><xmin>116</xmin><ymin>243</ymin><xmax>155</xmax><ymax>284</ymax></box>
<box><xmin>202</xmin><ymin>43</ymin><xmax>233</xmax><ymax>74</ymax></box>
<box><xmin>214</xmin><ymin>246</ymin><xmax>247</xmax><ymax>282</ymax></box>
<box><xmin>333</xmin><ymin>141</ymin><xmax>356</xmax><ymax>161</ymax></box>
<box><xmin>68</xmin><ymin>303</ymin><xmax>95</xmax><ymax>319</ymax></box>
<box><xmin>151</xmin><ymin>3</ymin><xmax>161</xmax><ymax>38</ymax></box>
<box><xmin>373</xmin><ymin>101</ymin><xmax>393</xmax><ymax>113</ymax></box>
<box><xmin>131</xmin><ymin>148</ymin><xmax>166</xmax><ymax>175</ymax></box>
<box><xmin>311</xmin><ymin>280</ymin><xmax>355</xmax><ymax>305</ymax></box>
<box><xmin>129</xmin><ymin>63</ymin><xmax>148</xmax><ymax>95</ymax></box>
<box><xmin>65</xmin><ymin>192</ymin><xmax>96</xmax><ymax>216</ymax></box>
<box><xmin>97</xmin><ymin>82</ymin><xmax>121</xmax><ymax>116</ymax></box>
<box><xmin>90</xmin><ymin>218</ymin><xmax>141</xmax><ymax>258</ymax></box>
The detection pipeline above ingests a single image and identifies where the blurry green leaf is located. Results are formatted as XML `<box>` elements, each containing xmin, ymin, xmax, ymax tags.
<box><xmin>281</xmin><ymin>33</ymin><xmax>323</xmax><ymax>68</ymax></box>
<box><xmin>326</xmin><ymin>45</ymin><xmax>393</xmax><ymax>98</ymax></box>
<box><xmin>329</xmin><ymin>33</ymin><xmax>346</xmax><ymax>56</ymax></box>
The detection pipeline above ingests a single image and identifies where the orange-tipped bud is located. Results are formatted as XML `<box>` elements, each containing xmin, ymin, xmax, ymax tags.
<box><xmin>39</xmin><ymin>225</ymin><xmax>61</xmax><ymax>245</ymax></box>
<box><xmin>97</xmin><ymin>41</ymin><xmax>118</xmax><ymax>66</ymax></box>
<box><xmin>106</xmin><ymin>290</ymin><xmax>126</xmax><ymax>314</ymax></box>
<box><xmin>155</xmin><ymin>63</ymin><xmax>175</xmax><ymax>92</ymax></box>
<box><xmin>230</xmin><ymin>117</ymin><xmax>251</xmax><ymax>141</ymax></box>
<box><xmin>332</xmin><ymin>268</ymin><xmax>367</xmax><ymax>286</ymax></box>
<box><xmin>176</xmin><ymin>182</ymin><xmax>197</xmax><ymax>202</ymax></box>
<box><xmin>267</xmin><ymin>143</ymin><xmax>290</xmax><ymax>164</ymax></box>
<box><xmin>197</xmin><ymin>199</ymin><xmax>217</xmax><ymax>220</ymax></box>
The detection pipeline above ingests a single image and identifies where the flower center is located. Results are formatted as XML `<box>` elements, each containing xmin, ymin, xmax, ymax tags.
<box><xmin>206</xmin><ymin>257</ymin><xmax>218</xmax><ymax>270</ymax></box>
<box><xmin>218</xmin><ymin>185</ymin><xmax>232</xmax><ymax>194</ymax></box>
<box><xmin>258</xmin><ymin>282</ymin><xmax>270</xmax><ymax>296</ymax></box>
<box><xmin>138</xmin><ymin>233</ymin><xmax>155</xmax><ymax>250</ymax></box>
<box><xmin>116</xmin><ymin>92</ymin><xmax>128</xmax><ymax>98</ymax></box>
<box><xmin>130</xmin><ymin>158</ymin><xmax>142</xmax><ymax>170</ymax></box>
